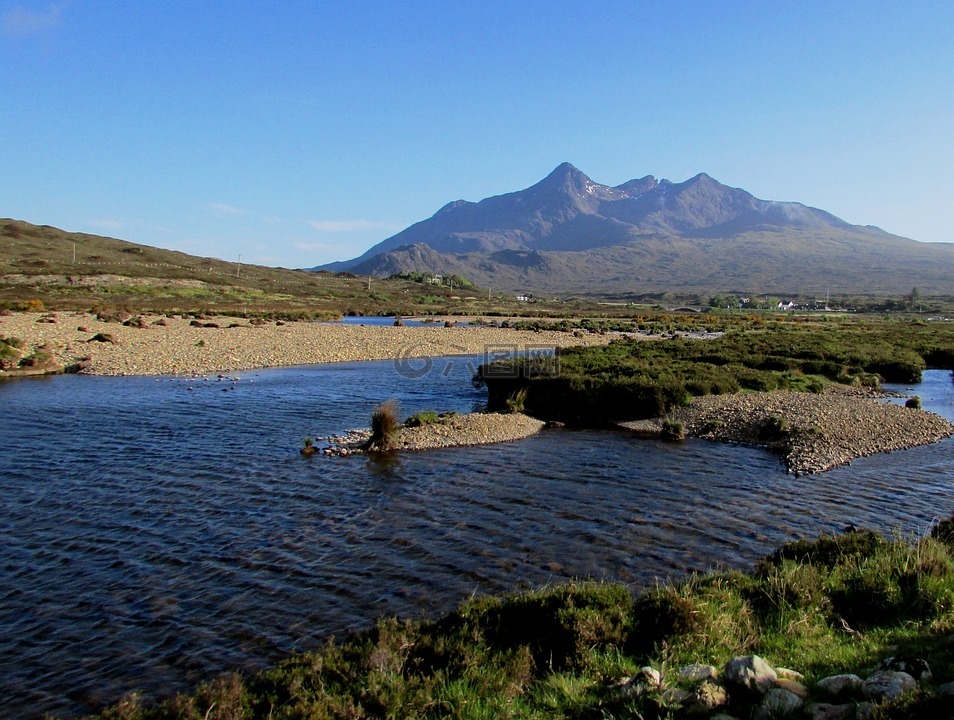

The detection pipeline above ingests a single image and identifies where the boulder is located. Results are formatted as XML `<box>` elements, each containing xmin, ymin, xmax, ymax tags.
<box><xmin>939</xmin><ymin>681</ymin><xmax>954</xmax><ymax>697</ymax></box>
<box><xmin>753</xmin><ymin>687</ymin><xmax>803</xmax><ymax>719</ymax></box>
<box><xmin>805</xmin><ymin>703</ymin><xmax>857</xmax><ymax>720</ymax></box>
<box><xmin>724</xmin><ymin>655</ymin><xmax>778</xmax><ymax>695</ymax></box>
<box><xmin>815</xmin><ymin>674</ymin><xmax>863</xmax><ymax>701</ymax></box>
<box><xmin>862</xmin><ymin>670</ymin><xmax>916</xmax><ymax>701</ymax></box>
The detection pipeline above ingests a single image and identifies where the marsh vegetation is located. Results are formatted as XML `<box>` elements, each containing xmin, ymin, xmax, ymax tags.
<box><xmin>482</xmin><ymin>320</ymin><xmax>954</xmax><ymax>422</ymax></box>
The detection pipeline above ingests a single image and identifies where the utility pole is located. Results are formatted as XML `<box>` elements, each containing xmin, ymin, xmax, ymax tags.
<box><xmin>236</xmin><ymin>255</ymin><xmax>241</xmax><ymax>278</ymax></box>
<box><xmin>368</xmin><ymin>275</ymin><xmax>372</xmax><ymax>291</ymax></box>
<box><xmin>72</xmin><ymin>242</ymin><xmax>76</xmax><ymax>264</ymax></box>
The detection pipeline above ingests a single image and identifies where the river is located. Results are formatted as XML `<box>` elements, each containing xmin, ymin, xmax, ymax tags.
<box><xmin>1</xmin><ymin>359</ymin><xmax>952</xmax><ymax>718</ymax></box>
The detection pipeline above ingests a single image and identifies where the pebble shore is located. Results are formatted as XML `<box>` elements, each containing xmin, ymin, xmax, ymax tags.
<box><xmin>0</xmin><ymin>311</ymin><xmax>612</xmax><ymax>377</ymax></box>
<box><xmin>644</xmin><ymin>386</ymin><xmax>953</xmax><ymax>474</ymax></box>
<box><xmin>316</xmin><ymin>413</ymin><xmax>547</xmax><ymax>456</ymax></box>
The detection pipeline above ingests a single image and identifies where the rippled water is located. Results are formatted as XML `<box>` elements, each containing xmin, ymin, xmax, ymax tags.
<box><xmin>1</xmin><ymin>361</ymin><xmax>952</xmax><ymax>718</ymax></box>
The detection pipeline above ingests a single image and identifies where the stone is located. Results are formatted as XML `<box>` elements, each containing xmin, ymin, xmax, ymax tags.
<box><xmin>661</xmin><ymin>687</ymin><xmax>692</xmax><ymax>705</ymax></box>
<box><xmin>618</xmin><ymin>667</ymin><xmax>661</xmax><ymax>699</ymax></box>
<box><xmin>855</xmin><ymin>702</ymin><xmax>876</xmax><ymax>720</ymax></box>
<box><xmin>637</xmin><ymin>666</ymin><xmax>662</xmax><ymax>687</ymax></box>
<box><xmin>879</xmin><ymin>656</ymin><xmax>932</xmax><ymax>683</ymax></box>
<box><xmin>775</xmin><ymin>667</ymin><xmax>805</xmax><ymax>681</ymax></box>
<box><xmin>862</xmin><ymin>670</ymin><xmax>916</xmax><ymax>701</ymax></box>
<box><xmin>805</xmin><ymin>703</ymin><xmax>856</xmax><ymax>720</ymax></box>
<box><xmin>774</xmin><ymin>678</ymin><xmax>809</xmax><ymax>698</ymax></box>
<box><xmin>815</xmin><ymin>674</ymin><xmax>863</xmax><ymax>701</ymax></box>
<box><xmin>688</xmin><ymin>679</ymin><xmax>728</xmax><ymax>713</ymax></box>
<box><xmin>753</xmin><ymin>687</ymin><xmax>803</xmax><ymax>719</ymax></box>
<box><xmin>724</xmin><ymin>655</ymin><xmax>778</xmax><ymax>695</ymax></box>
<box><xmin>938</xmin><ymin>681</ymin><xmax>954</xmax><ymax>697</ymax></box>
<box><xmin>680</xmin><ymin>663</ymin><xmax>719</xmax><ymax>682</ymax></box>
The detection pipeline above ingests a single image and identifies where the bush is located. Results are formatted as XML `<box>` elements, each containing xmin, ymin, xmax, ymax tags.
<box><xmin>368</xmin><ymin>399</ymin><xmax>401</xmax><ymax>451</ymax></box>
<box><xmin>905</xmin><ymin>396</ymin><xmax>922</xmax><ymax>409</ymax></box>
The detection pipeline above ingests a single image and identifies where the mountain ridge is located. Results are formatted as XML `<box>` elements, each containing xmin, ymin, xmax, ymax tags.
<box><xmin>317</xmin><ymin>164</ymin><xmax>952</xmax><ymax>296</ymax></box>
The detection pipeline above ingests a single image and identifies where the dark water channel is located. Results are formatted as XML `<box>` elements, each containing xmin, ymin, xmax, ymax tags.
<box><xmin>1</xmin><ymin>358</ymin><xmax>952</xmax><ymax>718</ymax></box>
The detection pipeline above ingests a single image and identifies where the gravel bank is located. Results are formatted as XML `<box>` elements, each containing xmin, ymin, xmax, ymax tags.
<box><xmin>0</xmin><ymin>312</ymin><xmax>612</xmax><ymax>377</ymax></box>
<box><xmin>315</xmin><ymin>413</ymin><xmax>546</xmax><ymax>456</ymax></box>
<box><xmin>654</xmin><ymin>387</ymin><xmax>953</xmax><ymax>474</ymax></box>
<box><xmin>398</xmin><ymin>412</ymin><xmax>545</xmax><ymax>450</ymax></box>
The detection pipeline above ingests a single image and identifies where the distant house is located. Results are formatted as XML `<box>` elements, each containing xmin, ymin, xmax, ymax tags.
<box><xmin>515</xmin><ymin>295</ymin><xmax>530</xmax><ymax>302</ymax></box>
<box><xmin>777</xmin><ymin>301</ymin><xmax>796</xmax><ymax>311</ymax></box>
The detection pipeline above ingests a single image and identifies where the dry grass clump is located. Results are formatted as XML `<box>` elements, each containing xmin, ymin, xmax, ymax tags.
<box><xmin>367</xmin><ymin>399</ymin><xmax>401</xmax><ymax>451</ymax></box>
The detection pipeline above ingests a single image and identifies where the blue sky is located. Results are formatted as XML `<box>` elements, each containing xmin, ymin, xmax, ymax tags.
<box><xmin>2</xmin><ymin>1</ymin><xmax>952</xmax><ymax>268</ymax></box>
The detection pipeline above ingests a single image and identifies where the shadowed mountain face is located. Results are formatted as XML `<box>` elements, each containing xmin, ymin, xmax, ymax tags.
<box><xmin>317</xmin><ymin>163</ymin><xmax>954</xmax><ymax>296</ymax></box>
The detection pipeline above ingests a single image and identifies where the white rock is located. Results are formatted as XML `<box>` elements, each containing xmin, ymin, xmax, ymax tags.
<box><xmin>679</xmin><ymin>663</ymin><xmax>719</xmax><ymax>682</ymax></box>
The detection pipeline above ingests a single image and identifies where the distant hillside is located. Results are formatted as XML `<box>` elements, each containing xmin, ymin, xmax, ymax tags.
<box><xmin>0</xmin><ymin>219</ymin><xmax>513</xmax><ymax>316</ymax></box>
<box><xmin>318</xmin><ymin>163</ymin><xmax>954</xmax><ymax>296</ymax></box>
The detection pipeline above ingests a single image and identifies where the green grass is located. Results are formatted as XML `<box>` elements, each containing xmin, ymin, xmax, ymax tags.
<box><xmin>83</xmin><ymin>519</ymin><xmax>954</xmax><ymax>719</ymax></box>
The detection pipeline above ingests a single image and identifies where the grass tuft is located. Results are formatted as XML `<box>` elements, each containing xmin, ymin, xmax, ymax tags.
<box><xmin>368</xmin><ymin>399</ymin><xmax>401</xmax><ymax>451</ymax></box>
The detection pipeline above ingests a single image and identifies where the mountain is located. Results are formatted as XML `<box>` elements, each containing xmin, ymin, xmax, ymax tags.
<box><xmin>317</xmin><ymin>163</ymin><xmax>954</xmax><ymax>296</ymax></box>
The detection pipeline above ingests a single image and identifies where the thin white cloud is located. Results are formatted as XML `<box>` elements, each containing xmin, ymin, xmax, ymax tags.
<box><xmin>208</xmin><ymin>202</ymin><xmax>248</xmax><ymax>216</ymax></box>
<box><xmin>308</xmin><ymin>219</ymin><xmax>395</xmax><ymax>232</ymax></box>
<box><xmin>2</xmin><ymin>1</ymin><xmax>68</xmax><ymax>37</ymax></box>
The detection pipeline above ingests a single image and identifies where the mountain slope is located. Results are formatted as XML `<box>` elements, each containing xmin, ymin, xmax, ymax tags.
<box><xmin>318</xmin><ymin>164</ymin><xmax>954</xmax><ymax>296</ymax></box>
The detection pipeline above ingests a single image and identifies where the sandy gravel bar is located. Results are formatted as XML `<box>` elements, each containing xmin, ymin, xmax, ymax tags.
<box><xmin>0</xmin><ymin>312</ymin><xmax>612</xmax><ymax>377</ymax></box>
<box><xmin>398</xmin><ymin>412</ymin><xmax>545</xmax><ymax>450</ymax></box>
<box><xmin>315</xmin><ymin>413</ymin><xmax>546</xmax><ymax>455</ymax></box>
<box><xmin>670</xmin><ymin>388</ymin><xmax>953</xmax><ymax>474</ymax></box>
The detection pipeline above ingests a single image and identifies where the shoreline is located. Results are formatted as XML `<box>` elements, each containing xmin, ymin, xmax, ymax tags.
<box><xmin>0</xmin><ymin>311</ymin><xmax>613</xmax><ymax>377</ymax></box>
